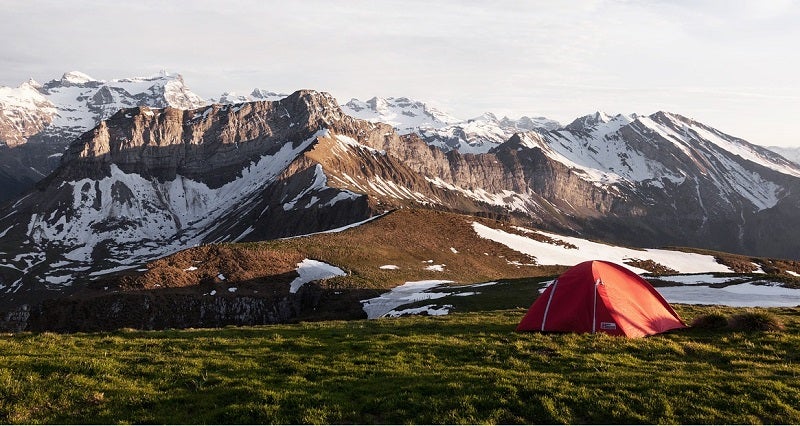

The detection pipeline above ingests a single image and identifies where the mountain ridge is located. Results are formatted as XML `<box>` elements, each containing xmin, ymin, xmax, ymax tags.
<box><xmin>0</xmin><ymin>70</ymin><xmax>207</xmax><ymax>202</ymax></box>
<box><xmin>2</xmin><ymin>76</ymin><xmax>800</xmax><ymax>315</ymax></box>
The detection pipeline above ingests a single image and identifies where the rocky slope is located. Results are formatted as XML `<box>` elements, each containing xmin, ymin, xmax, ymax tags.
<box><xmin>0</xmin><ymin>71</ymin><xmax>206</xmax><ymax>202</ymax></box>
<box><xmin>767</xmin><ymin>146</ymin><xmax>800</xmax><ymax>166</ymax></box>
<box><xmin>0</xmin><ymin>90</ymin><xmax>509</xmax><ymax>309</ymax></box>
<box><xmin>2</xmin><ymin>88</ymin><xmax>800</xmax><ymax>316</ymax></box>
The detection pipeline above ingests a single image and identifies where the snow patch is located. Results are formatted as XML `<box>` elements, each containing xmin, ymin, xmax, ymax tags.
<box><xmin>288</xmin><ymin>259</ymin><xmax>346</xmax><ymax>293</ymax></box>
<box><xmin>655</xmin><ymin>274</ymin><xmax>740</xmax><ymax>285</ymax></box>
<box><xmin>472</xmin><ymin>222</ymin><xmax>732</xmax><ymax>274</ymax></box>
<box><xmin>379</xmin><ymin>264</ymin><xmax>400</xmax><ymax>270</ymax></box>
<box><xmin>384</xmin><ymin>304</ymin><xmax>454</xmax><ymax>318</ymax></box>
<box><xmin>280</xmin><ymin>212</ymin><xmax>386</xmax><ymax>240</ymax></box>
<box><xmin>656</xmin><ymin>282</ymin><xmax>800</xmax><ymax>307</ymax></box>
<box><xmin>361</xmin><ymin>280</ymin><xmax>453</xmax><ymax>319</ymax></box>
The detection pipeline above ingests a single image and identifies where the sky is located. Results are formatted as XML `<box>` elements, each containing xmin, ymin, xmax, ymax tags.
<box><xmin>2</xmin><ymin>0</ymin><xmax>799</xmax><ymax>147</ymax></box>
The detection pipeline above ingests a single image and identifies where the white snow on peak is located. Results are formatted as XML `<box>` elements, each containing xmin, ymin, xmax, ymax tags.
<box><xmin>250</xmin><ymin>88</ymin><xmax>288</xmax><ymax>101</ymax></box>
<box><xmin>61</xmin><ymin>71</ymin><xmax>97</xmax><ymax>84</ymax></box>
<box><xmin>288</xmin><ymin>259</ymin><xmax>346</xmax><ymax>293</ymax></box>
<box><xmin>418</xmin><ymin>111</ymin><xmax>562</xmax><ymax>154</ymax></box>
<box><xmin>636</xmin><ymin>113</ymin><xmax>800</xmax><ymax>178</ymax></box>
<box><xmin>213</xmin><ymin>89</ymin><xmax>288</xmax><ymax>104</ymax></box>
<box><xmin>0</xmin><ymin>82</ymin><xmax>57</xmax><ymax>146</ymax></box>
<box><xmin>340</xmin><ymin>93</ymin><xmax>562</xmax><ymax>154</ymax></box>
<box><xmin>0</xmin><ymin>71</ymin><xmax>208</xmax><ymax>149</ymax></box>
<box><xmin>472</xmin><ymin>221</ymin><xmax>732</xmax><ymax>274</ymax></box>
<box><xmin>503</xmin><ymin>110</ymin><xmax>793</xmax><ymax>211</ymax></box>
<box><xmin>518</xmin><ymin>130</ymin><xmax>682</xmax><ymax>189</ymax></box>
<box><xmin>0</xmin><ymin>82</ymin><xmax>55</xmax><ymax>114</ymax></box>
<box><xmin>342</xmin><ymin>96</ymin><xmax>459</xmax><ymax>134</ymax></box>
<box><xmin>625</xmin><ymin>113</ymin><xmax>797</xmax><ymax>209</ymax></box>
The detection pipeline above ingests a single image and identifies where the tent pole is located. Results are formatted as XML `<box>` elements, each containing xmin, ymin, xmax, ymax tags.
<box><xmin>540</xmin><ymin>279</ymin><xmax>558</xmax><ymax>331</ymax></box>
<box><xmin>592</xmin><ymin>278</ymin><xmax>601</xmax><ymax>334</ymax></box>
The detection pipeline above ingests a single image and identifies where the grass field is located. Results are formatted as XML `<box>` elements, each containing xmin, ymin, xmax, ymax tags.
<box><xmin>2</xmin><ymin>305</ymin><xmax>799</xmax><ymax>424</ymax></box>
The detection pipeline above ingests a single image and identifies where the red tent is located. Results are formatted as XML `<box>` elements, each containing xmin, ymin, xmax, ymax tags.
<box><xmin>516</xmin><ymin>260</ymin><xmax>686</xmax><ymax>338</ymax></box>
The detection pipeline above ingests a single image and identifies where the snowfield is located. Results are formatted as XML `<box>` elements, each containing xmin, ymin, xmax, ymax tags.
<box><xmin>472</xmin><ymin>222</ymin><xmax>732</xmax><ymax>274</ymax></box>
<box><xmin>655</xmin><ymin>282</ymin><xmax>800</xmax><ymax>307</ymax></box>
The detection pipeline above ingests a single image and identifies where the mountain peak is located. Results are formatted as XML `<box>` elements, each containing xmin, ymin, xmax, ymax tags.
<box><xmin>60</xmin><ymin>71</ymin><xmax>98</xmax><ymax>85</ymax></box>
<box><xmin>342</xmin><ymin>95</ymin><xmax>459</xmax><ymax>134</ymax></box>
<box><xmin>20</xmin><ymin>78</ymin><xmax>42</xmax><ymax>89</ymax></box>
<box><xmin>250</xmin><ymin>88</ymin><xmax>287</xmax><ymax>101</ymax></box>
<box><xmin>649</xmin><ymin>111</ymin><xmax>694</xmax><ymax>127</ymax></box>
<box><xmin>471</xmin><ymin>112</ymin><xmax>499</xmax><ymax>123</ymax></box>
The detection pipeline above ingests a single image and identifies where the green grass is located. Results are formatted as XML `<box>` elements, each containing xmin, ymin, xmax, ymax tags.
<box><xmin>2</xmin><ymin>306</ymin><xmax>800</xmax><ymax>424</ymax></box>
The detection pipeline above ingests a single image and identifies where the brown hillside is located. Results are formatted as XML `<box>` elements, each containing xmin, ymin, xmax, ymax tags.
<box><xmin>125</xmin><ymin>209</ymin><xmax>566</xmax><ymax>292</ymax></box>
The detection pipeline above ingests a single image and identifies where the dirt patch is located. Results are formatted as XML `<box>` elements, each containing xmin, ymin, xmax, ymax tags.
<box><xmin>624</xmin><ymin>258</ymin><xmax>678</xmax><ymax>274</ymax></box>
<box><xmin>119</xmin><ymin>245</ymin><xmax>306</xmax><ymax>290</ymax></box>
<box><xmin>505</xmin><ymin>226</ymin><xmax>578</xmax><ymax>249</ymax></box>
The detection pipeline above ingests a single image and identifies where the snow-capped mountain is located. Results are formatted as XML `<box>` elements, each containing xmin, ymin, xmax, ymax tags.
<box><xmin>420</xmin><ymin>112</ymin><xmax>561</xmax><ymax>154</ymax></box>
<box><xmin>342</xmin><ymin>95</ymin><xmax>560</xmax><ymax>154</ymax></box>
<box><xmin>342</xmin><ymin>96</ymin><xmax>459</xmax><ymax>134</ymax></box>
<box><xmin>0</xmin><ymin>91</ymin><xmax>403</xmax><ymax>306</ymax></box>
<box><xmin>0</xmin><ymin>79</ymin><xmax>56</xmax><ymax>148</ymax></box>
<box><xmin>0</xmin><ymin>70</ymin><xmax>205</xmax><ymax>146</ymax></box>
<box><xmin>2</xmin><ymin>85</ymin><xmax>800</xmax><ymax>313</ymax></box>
<box><xmin>0</xmin><ymin>71</ymin><xmax>206</xmax><ymax>202</ymax></box>
<box><xmin>212</xmin><ymin>88</ymin><xmax>288</xmax><ymax>104</ymax></box>
<box><xmin>527</xmin><ymin>110</ymin><xmax>800</xmax><ymax>216</ymax></box>
<box><xmin>767</xmin><ymin>146</ymin><xmax>800</xmax><ymax>166</ymax></box>
<box><xmin>369</xmin><ymin>108</ymin><xmax>800</xmax><ymax>259</ymax></box>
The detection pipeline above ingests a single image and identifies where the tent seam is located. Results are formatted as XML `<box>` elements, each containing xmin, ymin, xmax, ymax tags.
<box><xmin>541</xmin><ymin>279</ymin><xmax>558</xmax><ymax>331</ymax></box>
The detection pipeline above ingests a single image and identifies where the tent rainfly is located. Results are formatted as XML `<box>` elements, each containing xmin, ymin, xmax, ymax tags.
<box><xmin>516</xmin><ymin>260</ymin><xmax>686</xmax><ymax>338</ymax></box>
